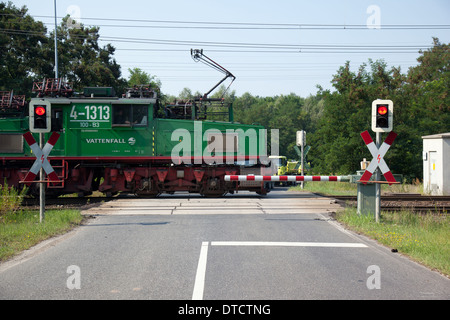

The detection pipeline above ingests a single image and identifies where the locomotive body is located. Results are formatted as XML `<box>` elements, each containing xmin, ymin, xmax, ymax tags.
<box><xmin>0</xmin><ymin>88</ymin><xmax>270</xmax><ymax>197</ymax></box>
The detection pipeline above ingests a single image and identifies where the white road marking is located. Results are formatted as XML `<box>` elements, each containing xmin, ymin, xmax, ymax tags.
<box><xmin>210</xmin><ymin>241</ymin><xmax>368</xmax><ymax>248</ymax></box>
<box><xmin>192</xmin><ymin>241</ymin><xmax>209</xmax><ymax>300</ymax></box>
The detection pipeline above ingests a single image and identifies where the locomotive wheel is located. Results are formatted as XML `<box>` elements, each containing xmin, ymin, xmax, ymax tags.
<box><xmin>200</xmin><ymin>177</ymin><xmax>227</xmax><ymax>197</ymax></box>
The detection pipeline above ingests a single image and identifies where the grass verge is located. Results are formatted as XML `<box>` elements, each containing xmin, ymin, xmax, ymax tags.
<box><xmin>335</xmin><ymin>207</ymin><xmax>450</xmax><ymax>277</ymax></box>
<box><xmin>0</xmin><ymin>209</ymin><xmax>84</xmax><ymax>262</ymax></box>
<box><xmin>289</xmin><ymin>179</ymin><xmax>424</xmax><ymax>196</ymax></box>
<box><xmin>290</xmin><ymin>181</ymin><xmax>357</xmax><ymax>195</ymax></box>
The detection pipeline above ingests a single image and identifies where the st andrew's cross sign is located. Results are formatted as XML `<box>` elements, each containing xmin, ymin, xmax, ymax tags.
<box><xmin>22</xmin><ymin>132</ymin><xmax>61</xmax><ymax>186</ymax></box>
<box><xmin>359</xmin><ymin>130</ymin><xmax>397</xmax><ymax>185</ymax></box>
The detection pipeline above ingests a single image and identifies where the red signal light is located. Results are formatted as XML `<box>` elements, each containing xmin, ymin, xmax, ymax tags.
<box><xmin>35</xmin><ymin>106</ymin><xmax>46</xmax><ymax>116</ymax></box>
<box><xmin>377</xmin><ymin>105</ymin><xmax>388</xmax><ymax>115</ymax></box>
<box><xmin>30</xmin><ymin>102</ymin><xmax>51</xmax><ymax>132</ymax></box>
<box><xmin>372</xmin><ymin>100</ymin><xmax>393</xmax><ymax>132</ymax></box>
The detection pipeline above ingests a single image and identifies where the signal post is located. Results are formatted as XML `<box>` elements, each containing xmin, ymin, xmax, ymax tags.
<box><xmin>358</xmin><ymin>99</ymin><xmax>395</xmax><ymax>222</ymax></box>
<box><xmin>27</xmin><ymin>100</ymin><xmax>58</xmax><ymax>222</ymax></box>
<box><xmin>296</xmin><ymin>130</ymin><xmax>306</xmax><ymax>189</ymax></box>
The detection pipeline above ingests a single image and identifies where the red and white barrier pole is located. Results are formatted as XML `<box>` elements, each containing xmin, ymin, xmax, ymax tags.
<box><xmin>225</xmin><ymin>175</ymin><xmax>345</xmax><ymax>182</ymax></box>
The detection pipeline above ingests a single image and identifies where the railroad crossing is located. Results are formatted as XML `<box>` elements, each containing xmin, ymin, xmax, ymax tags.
<box><xmin>82</xmin><ymin>189</ymin><xmax>342</xmax><ymax>215</ymax></box>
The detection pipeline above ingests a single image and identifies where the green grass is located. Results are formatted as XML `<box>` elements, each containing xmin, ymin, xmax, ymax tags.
<box><xmin>0</xmin><ymin>183</ymin><xmax>28</xmax><ymax>220</ymax></box>
<box><xmin>336</xmin><ymin>208</ymin><xmax>450</xmax><ymax>276</ymax></box>
<box><xmin>0</xmin><ymin>209</ymin><xmax>84</xmax><ymax>262</ymax></box>
<box><xmin>289</xmin><ymin>179</ymin><xmax>424</xmax><ymax>196</ymax></box>
<box><xmin>290</xmin><ymin>181</ymin><xmax>357</xmax><ymax>195</ymax></box>
<box><xmin>0</xmin><ymin>185</ymin><xmax>84</xmax><ymax>264</ymax></box>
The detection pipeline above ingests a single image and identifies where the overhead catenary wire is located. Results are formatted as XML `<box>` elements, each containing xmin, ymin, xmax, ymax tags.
<box><xmin>0</xmin><ymin>27</ymin><xmax>430</xmax><ymax>54</ymax></box>
<box><xmin>2</xmin><ymin>13</ymin><xmax>448</xmax><ymax>30</ymax></box>
<box><xmin>0</xmin><ymin>10</ymin><xmax>438</xmax><ymax>54</ymax></box>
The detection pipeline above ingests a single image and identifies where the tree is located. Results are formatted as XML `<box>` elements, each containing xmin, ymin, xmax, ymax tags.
<box><xmin>233</xmin><ymin>93</ymin><xmax>307</xmax><ymax>160</ymax></box>
<box><xmin>406</xmin><ymin>38</ymin><xmax>449</xmax><ymax>135</ymax></box>
<box><xmin>40</xmin><ymin>15</ymin><xmax>127</xmax><ymax>93</ymax></box>
<box><xmin>128</xmin><ymin>67</ymin><xmax>161</xmax><ymax>89</ymax></box>
<box><xmin>308</xmin><ymin>39</ymin><xmax>449</xmax><ymax>180</ymax></box>
<box><xmin>0</xmin><ymin>1</ymin><xmax>48</xmax><ymax>95</ymax></box>
<box><xmin>210</xmin><ymin>84</ymin><xmax>236</xmax><ymax>103</ymax></box>
<box><xmin>309</xmin><ymin>60</ymin><xmax>405</xmax><ymax>175</ymax></box>
<box><xmin>177</xmin><ymin>87</ymin><xmax>194</xmax><ymax>100</ymax></box>
<box><xmin>0</xmin><ymin>2</ymin><xmax>127</xmax><ymax>95</ymax></box>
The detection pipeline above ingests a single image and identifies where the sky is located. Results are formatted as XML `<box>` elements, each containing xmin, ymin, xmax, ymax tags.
<box><xmin>8</xmin><ymin>0</ymin><xmax>450</xmax><ymax>98</ymax></box>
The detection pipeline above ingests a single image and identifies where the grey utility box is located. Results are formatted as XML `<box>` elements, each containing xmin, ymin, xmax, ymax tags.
<box><xmin>357</xmin><ymin>183</ymin><xmax>377</xmax><ymax>216</ymax></box>
<box><xmin>422</xmin><ymin>133</ymin><xmax>450</xmax><ymax>195</ymax></box>
<box><xmin>350</xmin><ymin>170</ymin><xmax>402</xmax><ymax>216</ymax></box>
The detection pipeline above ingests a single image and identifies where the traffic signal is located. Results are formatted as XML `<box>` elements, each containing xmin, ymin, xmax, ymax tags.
<box><xmin>34</xmin><ymin>105</ymin><xmax>47</xmax><ymax>128</ymax></box>
<box><xmin>371</xmin><ymin>99</ymin><xmax>393</xmax><ymax>132</ymax></box>
<box><xmin>29</xmin><ymin>100</ymin><xmax>51</xmax><ymax>133</ymax></box>
<box><xmin>376</xmin><ymin>104</ymin><xmax>389</xmax><ymax>128</ymax></box>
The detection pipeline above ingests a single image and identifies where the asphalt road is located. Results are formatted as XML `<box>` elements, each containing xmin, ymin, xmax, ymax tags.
<box><xmin>1</xmin><ymin>189</ymin><xmax>449</xmax><ymax>300</ymax></box>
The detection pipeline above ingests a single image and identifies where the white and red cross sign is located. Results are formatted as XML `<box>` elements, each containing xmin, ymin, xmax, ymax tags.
<box><xmin>359</xmin><ymin>130</ymin><xmax>397</xmax><ymax>185</ymax></box>
<box><xmin>22</xmin><ymin>132</ymin><xmax>60</xmax><ymax>186</ymax></box>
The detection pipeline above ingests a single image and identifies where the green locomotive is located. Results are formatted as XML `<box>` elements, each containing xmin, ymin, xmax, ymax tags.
<box><xmin>0</xmin><ymin>83</ymin><xmax>271</xmax><ymax>197</ymax></box>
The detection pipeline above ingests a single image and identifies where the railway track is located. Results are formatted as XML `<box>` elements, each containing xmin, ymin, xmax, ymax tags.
<box><xmin>332</xmin><ymin>194</ymin><xmax>450</xmax><ymax>214</ymax></box>
<box><xmin>21</xmin><ymin>196</ymin><xmax>111</xmax><ymax>209</ymax></box>
<box><xmin>331</xmin><ymin>194</ymin><xmax>450</xmax><ymax>202</ymax></box>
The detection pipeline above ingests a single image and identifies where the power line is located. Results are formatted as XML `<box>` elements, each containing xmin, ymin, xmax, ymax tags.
<box><xmin>2</xmin><ymin>13</ymin><xmax>449</xmax><ymax>30</ymax></box>
<box><xmin>97</xmin><ymin>34</ymin><xmax>429</xmax><ymax>52</ymax></box>
<box><xmin>0</xmin><ymin>27</ymin><xmax>429</xmax><ymax>53</ymax></box>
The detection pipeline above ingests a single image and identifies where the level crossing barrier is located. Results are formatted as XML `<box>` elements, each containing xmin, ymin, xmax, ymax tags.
<box><xmin>224</xmin><ymin>175</ymin><xmax>349</xmax><ymax>182</ymax></box>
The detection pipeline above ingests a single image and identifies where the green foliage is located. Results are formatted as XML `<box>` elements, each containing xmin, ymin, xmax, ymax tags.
<box><xmin>233</xmin><ymin>93</ymin><xmax>312</xmax><ymax>160</ymax></box>
<box><xmin>309</xmin><ymin>40</ymin><xmax>449</xmax><ymax>180</ymax></box>
<box><xmin>0</xmin><ymin>2</ymin><xmax>48</xmax><ymax>94</ymax></box>
<box><xmin>48</xmin><ymin>16</ymin><xmax>127</xmax><ymax>92</ymax></box>
<box><xmin>0</xmin><ymin>182</ymin><xmax>27</xmax><ymax>222</ymax></box>
<box><xmin>0</xmin><ymin>2</ymin><xmax>127</xmax><ymax>95</ymax></box>
<box><xmin>307</xmin><ymin>59</ymin><xmax>406</xmax><ymax>175</ymax></box>
<box><xmin>127</xmin><ymin>67</ymin><xmax>161</xmax><ymax>89</ymax></box>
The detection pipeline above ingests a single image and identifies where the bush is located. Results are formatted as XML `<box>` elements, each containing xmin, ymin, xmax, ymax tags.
<box><xmin>0</xmin><ymin>183</ymin><xmax>27</xmax><ymax>222</ymax></box>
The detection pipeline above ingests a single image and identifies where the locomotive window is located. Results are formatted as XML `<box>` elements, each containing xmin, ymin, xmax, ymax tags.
<box><xmin>113</xmin><ymin>105</ymin><xmax>131</xmax><ymax>126</ymax></box>
<box><xmin>0</xmin><ymin>134</ymin><xmax>23</xmax><ymax>153</ymax></box>
<box><xmin>112</xmin><ymin>105</ymin><xmax>148</xmax><ymax>127</ymax></box>
<box><xmin>132</xmin><ymin>105</ymin><xmax>148</xmax><ymax>127</ymax></box>
<box><xmin>51</xmin><ymin>108</ymin><xmax>63</xmax><ymax>132</ymax></box>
